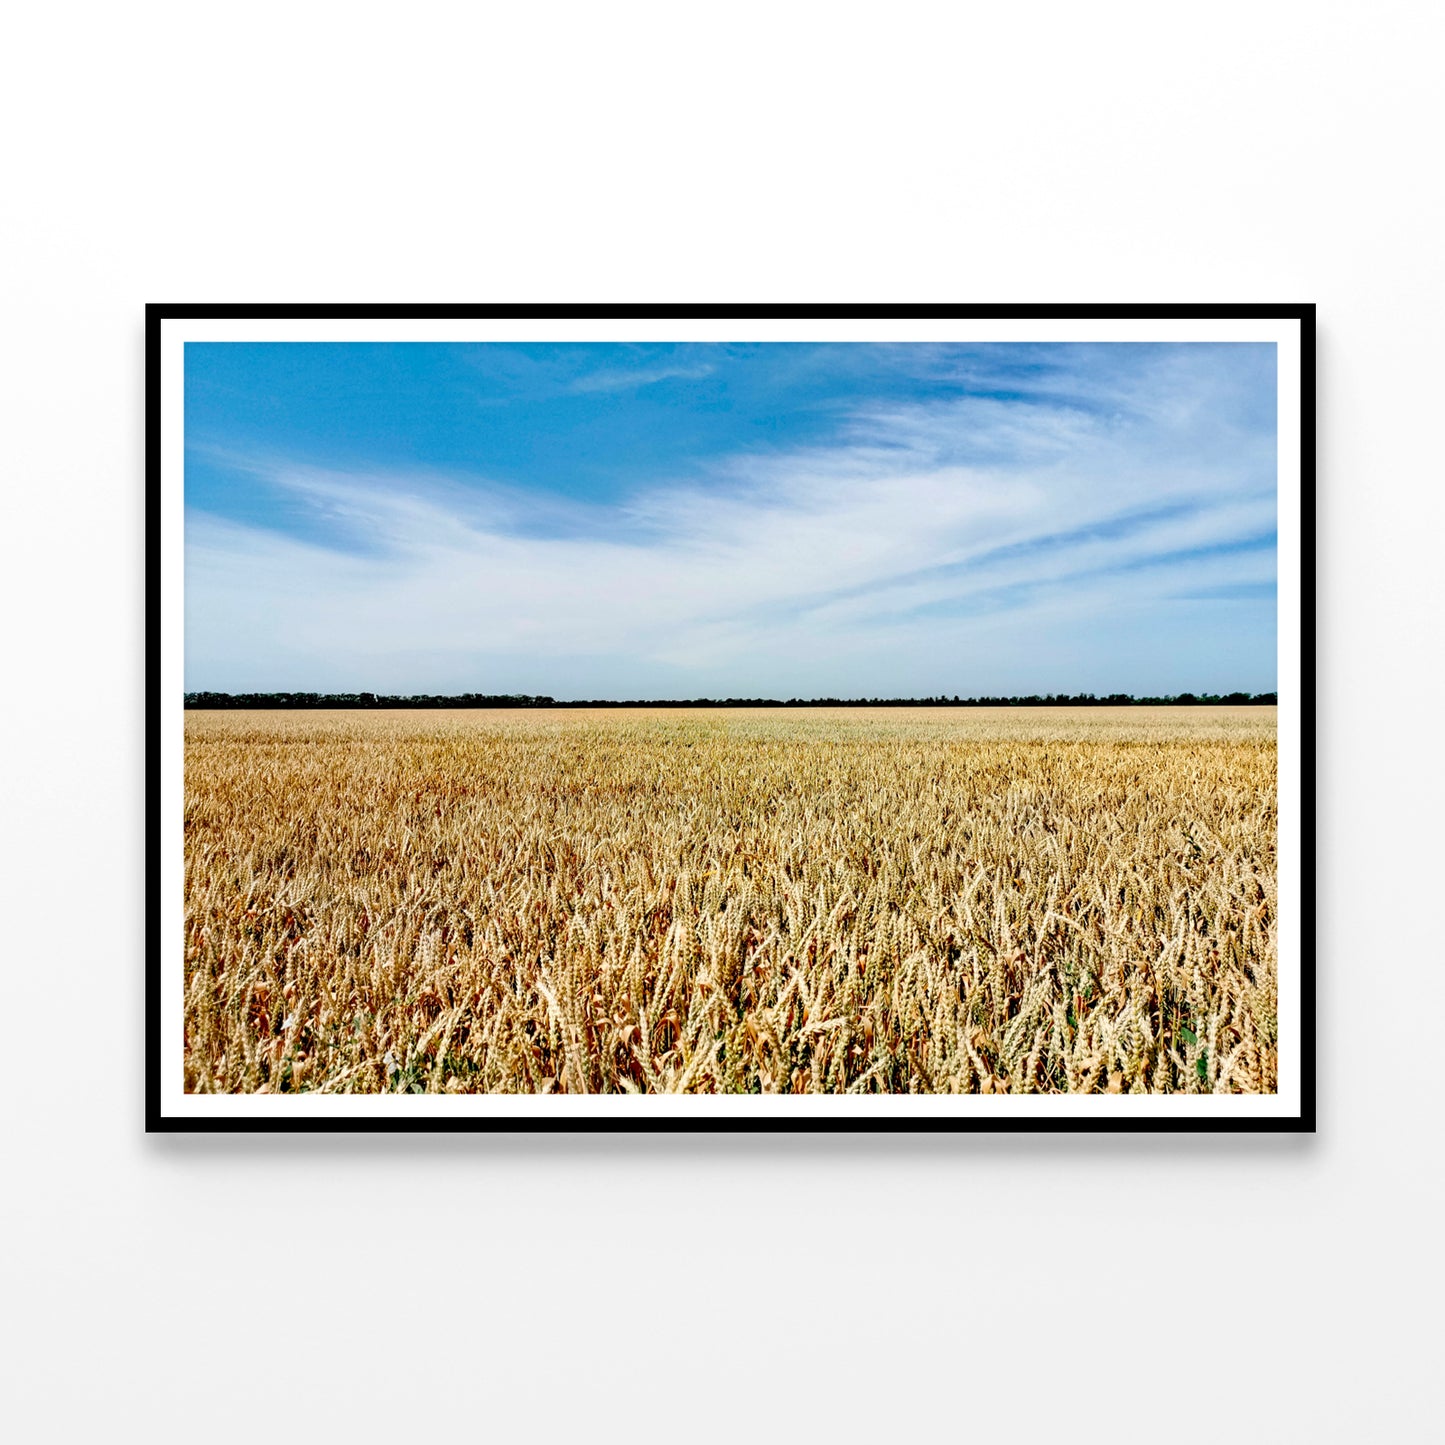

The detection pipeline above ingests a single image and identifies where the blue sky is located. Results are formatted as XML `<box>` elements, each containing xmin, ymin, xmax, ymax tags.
<box><xmin>184</xmin><ymin>341</ymin><xmax>1277</xmax><ymax>696</ymax></box>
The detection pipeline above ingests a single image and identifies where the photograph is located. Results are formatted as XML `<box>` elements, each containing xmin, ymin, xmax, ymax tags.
<box><xmin>151</xmin><ymin>306</ymin><xmax>1312</xmax><ymax>1128</ymax></box>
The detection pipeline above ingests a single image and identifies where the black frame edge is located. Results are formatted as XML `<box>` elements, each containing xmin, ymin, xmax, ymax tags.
<box><xmin>1299</xmin><ymin>304</ymin><xmax>1317</xmax><ymax>1134</ymax></box>
<box><xmin>146</xmin><ymin>304</ymin><xmax>163</xmax><ymax>1134</ymax></box>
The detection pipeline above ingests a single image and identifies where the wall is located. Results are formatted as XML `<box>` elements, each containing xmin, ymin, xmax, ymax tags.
<box><xmin>2</xmin><ymin>4</ymin><xmax>1438</xmax><ymax>1438</ymax></box>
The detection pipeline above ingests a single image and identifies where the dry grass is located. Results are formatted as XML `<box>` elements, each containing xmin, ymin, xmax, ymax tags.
<box><xmin>183</xmin><ymin>707</ymin><xmax>1277</xmax><ymax>1094</ymax></box>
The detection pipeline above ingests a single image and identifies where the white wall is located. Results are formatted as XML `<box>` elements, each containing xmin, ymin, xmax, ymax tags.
<box><xmin>2</xmin><ymin>4</ymin><xmax>1438</xmax><ymax>1439</ymax></box>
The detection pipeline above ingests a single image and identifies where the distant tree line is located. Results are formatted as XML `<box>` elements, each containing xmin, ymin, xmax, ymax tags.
<box><xmin>184</xmin><ymin>692</ymin><xmax>557</xmax><ymax>710</ymax></box>
<box><xmin>184</xmin><ymin>690</ymin><xmax>1278</xmax><ymax>710</ymax></box>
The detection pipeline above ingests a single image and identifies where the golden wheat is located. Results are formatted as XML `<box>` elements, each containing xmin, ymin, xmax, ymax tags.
<box><xmin>182</xmin><ymin>707</ymin><xmax>1277</xmax><ymax>1094</ymax></box>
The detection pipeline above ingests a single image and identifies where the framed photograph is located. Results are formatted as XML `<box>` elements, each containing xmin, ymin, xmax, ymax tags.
<box><xmin>149</xmin><ymin>304</ymin><xmax>1314</xmax><ymax>1131</ymax></box>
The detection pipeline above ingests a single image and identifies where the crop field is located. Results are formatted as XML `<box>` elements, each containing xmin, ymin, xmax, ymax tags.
<box><xmin>182</xmin><ymin>708</ymin><xmax>1277</xmax><ymax>1095</ymax></box>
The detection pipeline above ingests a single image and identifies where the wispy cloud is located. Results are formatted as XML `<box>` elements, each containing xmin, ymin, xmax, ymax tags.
<box><xmin>569</xmin><ymin>362</ymin><xmax>715</xmax><ymax>393</ymax></box>
<box><xmin>185</xmin><ymin>345</ymin><xmax>1276</xmax><ymax>696</ymax></box>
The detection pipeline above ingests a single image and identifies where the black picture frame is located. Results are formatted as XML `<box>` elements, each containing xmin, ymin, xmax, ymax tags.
<box><xmin>147</xmin><ymin>302</ymin><xmax>1315</xmax><ymax>1133</ymax></box>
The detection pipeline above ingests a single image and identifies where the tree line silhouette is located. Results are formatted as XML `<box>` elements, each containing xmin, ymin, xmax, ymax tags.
<box><xmin>184</xmin><ymin>690</ymin><xmax>1277</xmax><ymax>710</ymax></box>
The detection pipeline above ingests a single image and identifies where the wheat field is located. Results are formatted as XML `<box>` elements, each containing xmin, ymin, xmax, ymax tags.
<box><xmin>182</xmin><ymin>707</ymin><xmax>1277</xmax><ymax>1095</ymax></box>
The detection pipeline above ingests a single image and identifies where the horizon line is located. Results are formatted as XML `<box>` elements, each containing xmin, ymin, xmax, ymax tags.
<box><xmin>184</xmin><ymin>689</ymin><xmax>1279</xmax><ymax>710</ymax></box>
